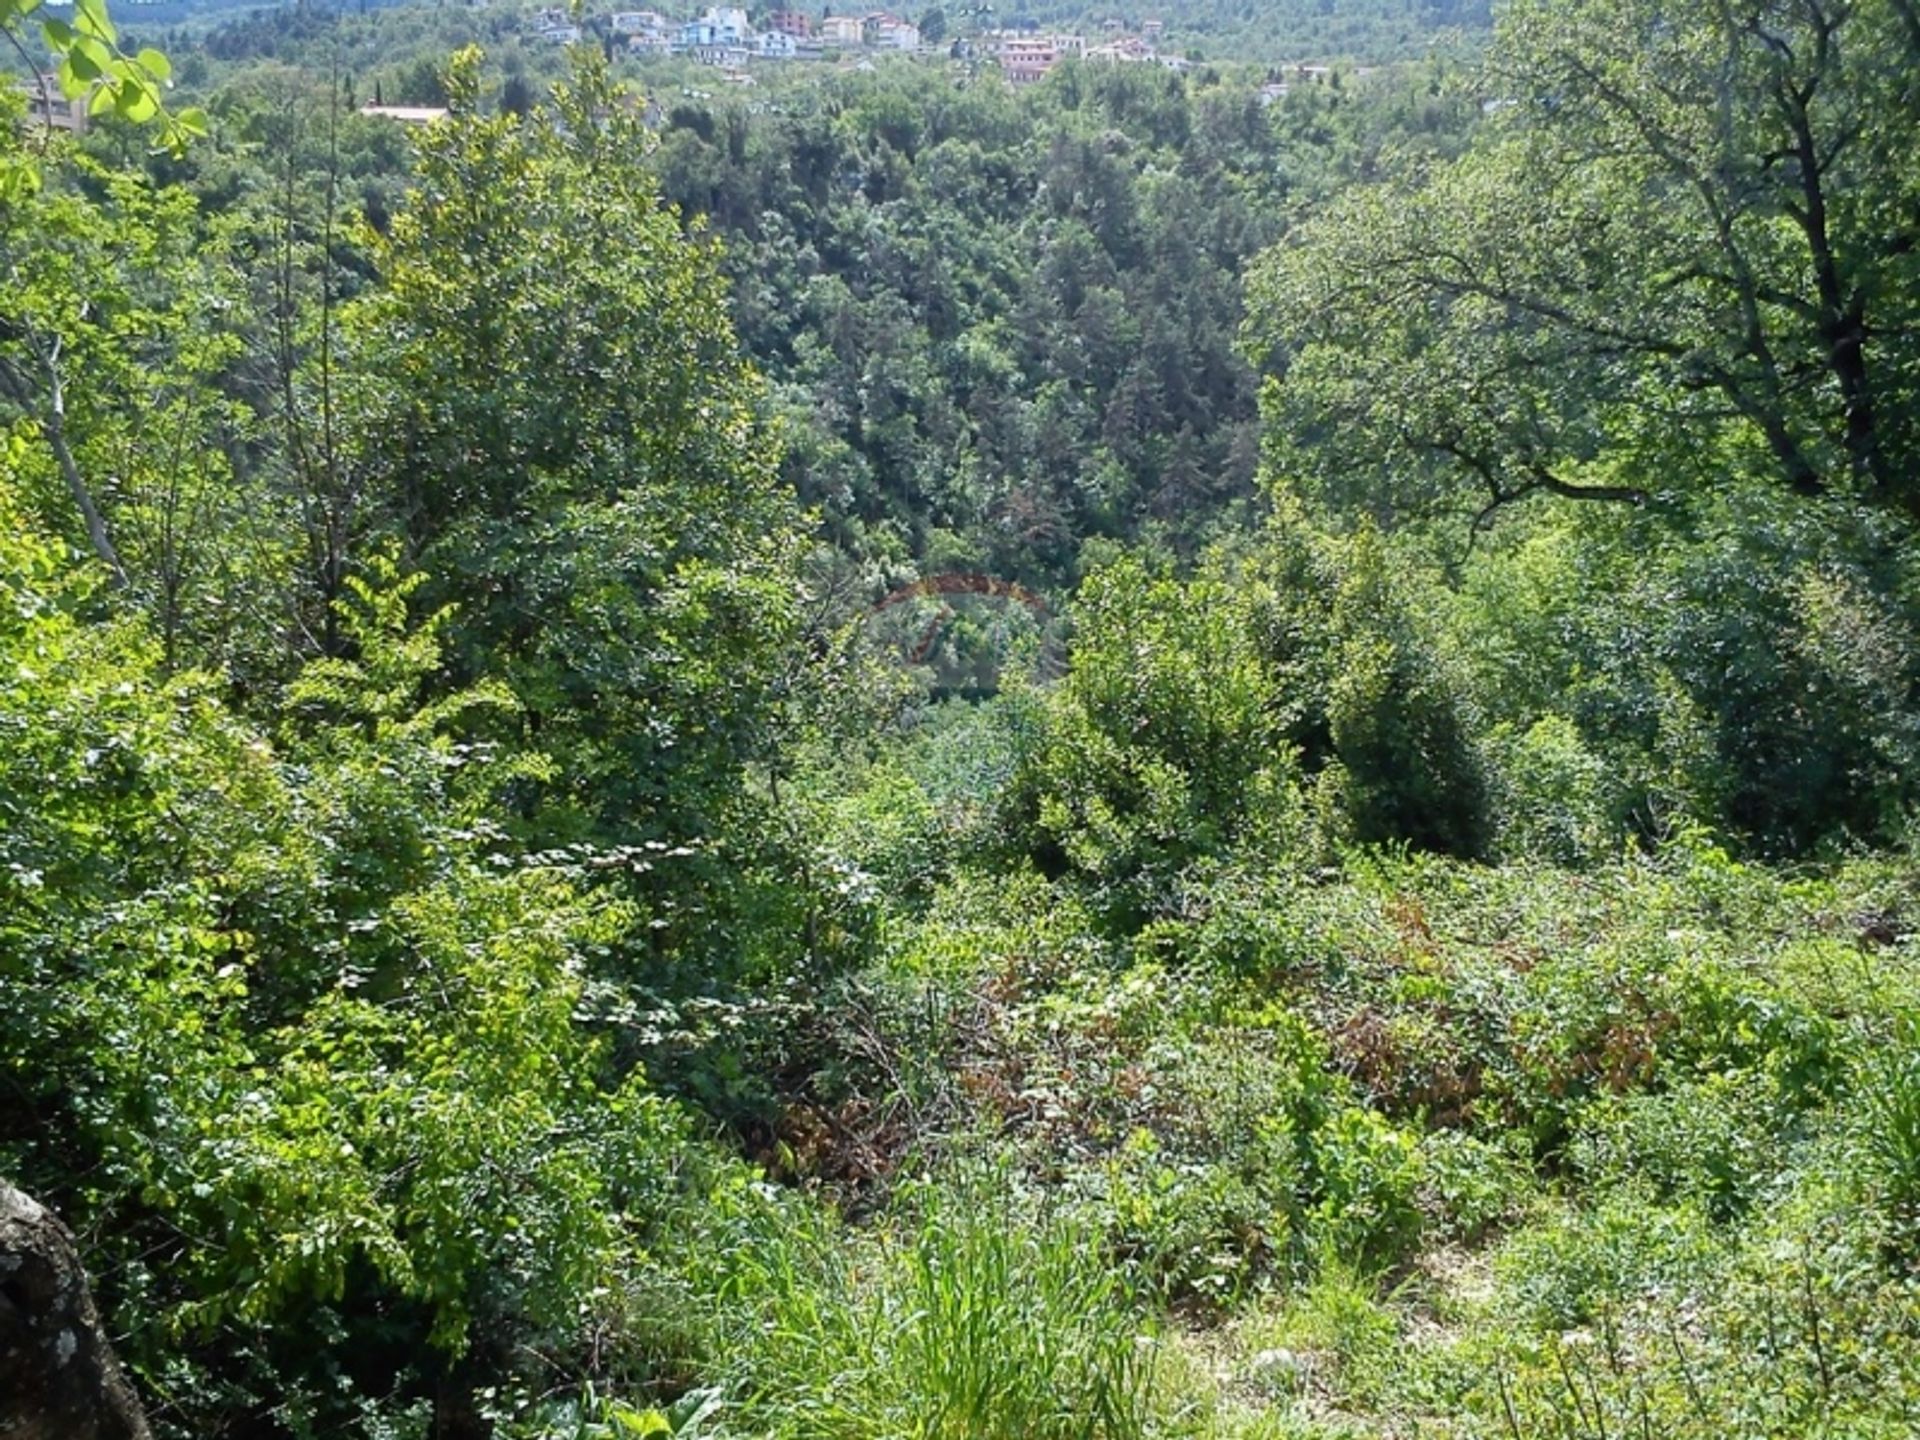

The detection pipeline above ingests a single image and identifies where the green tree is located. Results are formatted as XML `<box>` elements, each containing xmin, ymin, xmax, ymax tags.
<box><xmin>1012</xmin><ymin>553</ymin><xmax>1296</xmax><ymax>926</ymax></box>
<box><xmin>0</xmin><ymin>0</ymin><xmax>203</xmax><ymax>200</ymax></box>
<box><xmin>0</xmin><ymin>153</ymin><xmax>290</xmax><ymax>672</ymax></box>
<box><xmin>1245</xmin><ymin>509</ymin><xmax>1488</xmax><ymax>857</ymax></box>
<box><xmin>343</xmin><ymin>49</ymin><xmax>803</xmax><ymax>840</ymax></box>
<box><xmin>1245</xmin><ymin>0</ymin><xmax>1920</xmax><ymax>529</ymax></box>
<box><xmin>0</xmin><ymin>524</ymin><xmax>719</xmax><ymax>1437</ymax></box>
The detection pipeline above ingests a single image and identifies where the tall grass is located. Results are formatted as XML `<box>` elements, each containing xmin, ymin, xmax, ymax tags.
<box><xmin>1861</xmin><ymin>1013</ymin><xmax>1920</xmax><ymax>1256</ymax></box>
<box><xmin>716</xmin><ymin>1176</ymin><xmax>1155</xmax><ymax>1440</ymax></box>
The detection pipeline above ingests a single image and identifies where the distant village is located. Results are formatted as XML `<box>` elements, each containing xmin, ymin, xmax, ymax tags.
<box><xmin>524</xmin><ymin>5</ymin><xmax>1184</xmax><ymax>85</ymax></box>
<box><xmin>15</xmin><ymin>4</ymin><xmax>1353</xmax><ymax>138</ymax></box>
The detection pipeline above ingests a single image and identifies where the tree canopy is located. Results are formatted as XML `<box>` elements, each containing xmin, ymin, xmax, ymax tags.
<box><xmin>1246</xmin><ymin>0</ymin><xmax>1920</xmax><ymax>529</ymax></box>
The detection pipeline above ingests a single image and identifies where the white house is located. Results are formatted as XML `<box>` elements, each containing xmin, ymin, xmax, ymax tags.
<box><xmin>680</xmin><ymin>5</ymin><xmax>752</xmax><ymax>46</ymax></box>
<box><xmin>690</xmin><ymin>40</ymin><xmax>753</xmax><ymax>65</ymax></box>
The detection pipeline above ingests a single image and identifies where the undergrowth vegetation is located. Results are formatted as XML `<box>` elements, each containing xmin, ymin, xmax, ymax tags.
<box><xmin>770</xmin><ymin>730</ymin><xmax>1920</xmax><ymax>1438</ymax></box>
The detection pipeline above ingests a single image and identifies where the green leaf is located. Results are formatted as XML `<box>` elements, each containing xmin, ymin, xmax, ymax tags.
<box><xmin>60</xmin><ymin>41</ymin><xmax>105</xmax><ymax>93</ymax></box>
<box><xmin>0</xmin><ymin>157</ymin><xmax>38</xmax><ymax>205</ymax></box>
<box><xmin>609</xmin><ymin>1408</ymin><xmax>673</xmax><ymax>1437</ymax></box>
<box><xmin>117</xmin><ymin>77</ymin><xmax>158</xmax><ymax>123</ymax></box>
<box><xmin>73</xmin><ymin>0</ymin><xmax>115</xmax><ymax>42</ymax></box>
<box><xmin>39</xmin><ymin>15</ymin><xmax>72</xmax><ymax>47</ymax></box>
<box><xmin>136</xmin><ymin>47</ymin><xmax>170</xmax><ymax>82</ymax></box>
<box><xmin>174</xmin><ymin>106</ymin><xmax>209</xmax><ymax>139</ymax></box>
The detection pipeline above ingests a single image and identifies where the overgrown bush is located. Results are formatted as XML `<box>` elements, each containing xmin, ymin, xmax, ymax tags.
<box><xmin>1010</xmin><ymin>554</ymin><xmax>1299</xmax><ymax>928</ymax></box>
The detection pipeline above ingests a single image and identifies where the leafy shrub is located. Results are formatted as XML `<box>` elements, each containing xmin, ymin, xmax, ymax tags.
<box><xmin>0</xmin><ymin>540</ymin><xmax>726</xmax><ymax>1434</ymax></box>
<box><xmin>1306</xmin><ymin>1107</ymin><xmax>1426</xmax><ymax>1273</ymax></box>
<box><xmin>1483</xmin><ymin>714</ymin><xmax>1623</xmax><ymax>866</ymax></box>
<box><xmin>1416</xmin><ymin>1129</ymin><xmax>1535</xmax><ymax>1243</ymax></box>
<box><xmin>812</xmin><ymin>695</ymin><xmax>1045</xmax><ymax>913</ymax></box>
<box><xmin>1010</xmin><ymin>554</ymin><xmax>1299</xmax><ymax>929</ymax></box>
<box><xmin>1494</xmin><ymin>1191</ymin><xmax>1724</xmax><ymax>1332</ymax></box>
<box><xmin>1569</xmin><ymin>1073</ymin><xmax>1785</xmax><ymax>1223</ymax></box>
<box><xmin>1246</xmin><ymin>511</ymin><xmax>1488</xmax><ymax>859</ymax></box>
<box><xmin>1073</xmin><ymin>1107</ymin><xmax>1301</xmax><ymax>1309</ymax></box>
<box><xmin>1658</xmin><ymin>507</ymin><xmax>1920</xmax><ymax>855</ymax></box>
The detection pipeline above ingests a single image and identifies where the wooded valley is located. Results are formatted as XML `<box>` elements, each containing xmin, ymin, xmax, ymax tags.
<box><xmin>4</xmin><ymin>0</ymin><xmax>1920</xmax><ymax>1436</ymax></box>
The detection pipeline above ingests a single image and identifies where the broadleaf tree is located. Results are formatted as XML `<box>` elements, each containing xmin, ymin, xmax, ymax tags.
<box><xmin>342</xmin><ymin>48</ymin><xmax>805</xmax><ymax>846</ymax></box>
<box><xmin>1244</xmin><ymin>0</ymin><xmax>1920</xmax><ymax>530</ymax></box>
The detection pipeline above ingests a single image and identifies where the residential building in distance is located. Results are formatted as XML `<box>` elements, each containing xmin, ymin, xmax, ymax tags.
<box><xmin>681</xmin><ymin>5</ymin><xmax>751</xmax><ymax>46</ymax></box>
<box><xmin>1086</xmin><ymin>36</ymin><xmax>1155</xmax><ymax>63</ymax></box>
<box><xmin>992</xmin><ymin>31</ymin><xmax>1082</xmax><ymax>83</ymax></box>
<box><xmin>819</xmin><ymin>15</ymin><xmax>864</xmax><ymax>45</ymax></box>
<box><xmin>18</xmin><ymin>74</ymin><xmax>88</xmax><ymax>134</ymax></box>
<box><xmin>867</xmin><ymin>13</ymin><xmax>920</xmax><ymax>49</ymax></box>
<box><xmin>766</xmin><ymin>8</ymin><xmax>812</xmax><ymax>37</ymax></box>
<box><xmin>997</xmin><ymin>36</ymin><xmax>1056</xmax><ymax>83</ymax></box>
<box><xmin>611</xmin><ymin>9</ymin><xmax>668</xmax><ymax>36</ymax></box>
<box><xmin>531</xmin><ymin>8</ymin><xmax>582</xmax><ymax>41</ymax></box>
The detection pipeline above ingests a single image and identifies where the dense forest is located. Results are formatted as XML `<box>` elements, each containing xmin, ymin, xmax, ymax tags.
<box><xmin>4</xmin><ymin>0</ymin><xmax>1920</xmax><ymax>1438</ymax></box>
<box><xmin>649</xmin><ymin>62</ymin><xmax>1483</xmax><ymax>589</ymax></box>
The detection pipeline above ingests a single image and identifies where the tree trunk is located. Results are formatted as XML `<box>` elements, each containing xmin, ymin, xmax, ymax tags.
<box><xmin>0</xmin><ymin>1179</ymin><xmax>151</xmax><ymax>1440</ymax></box>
